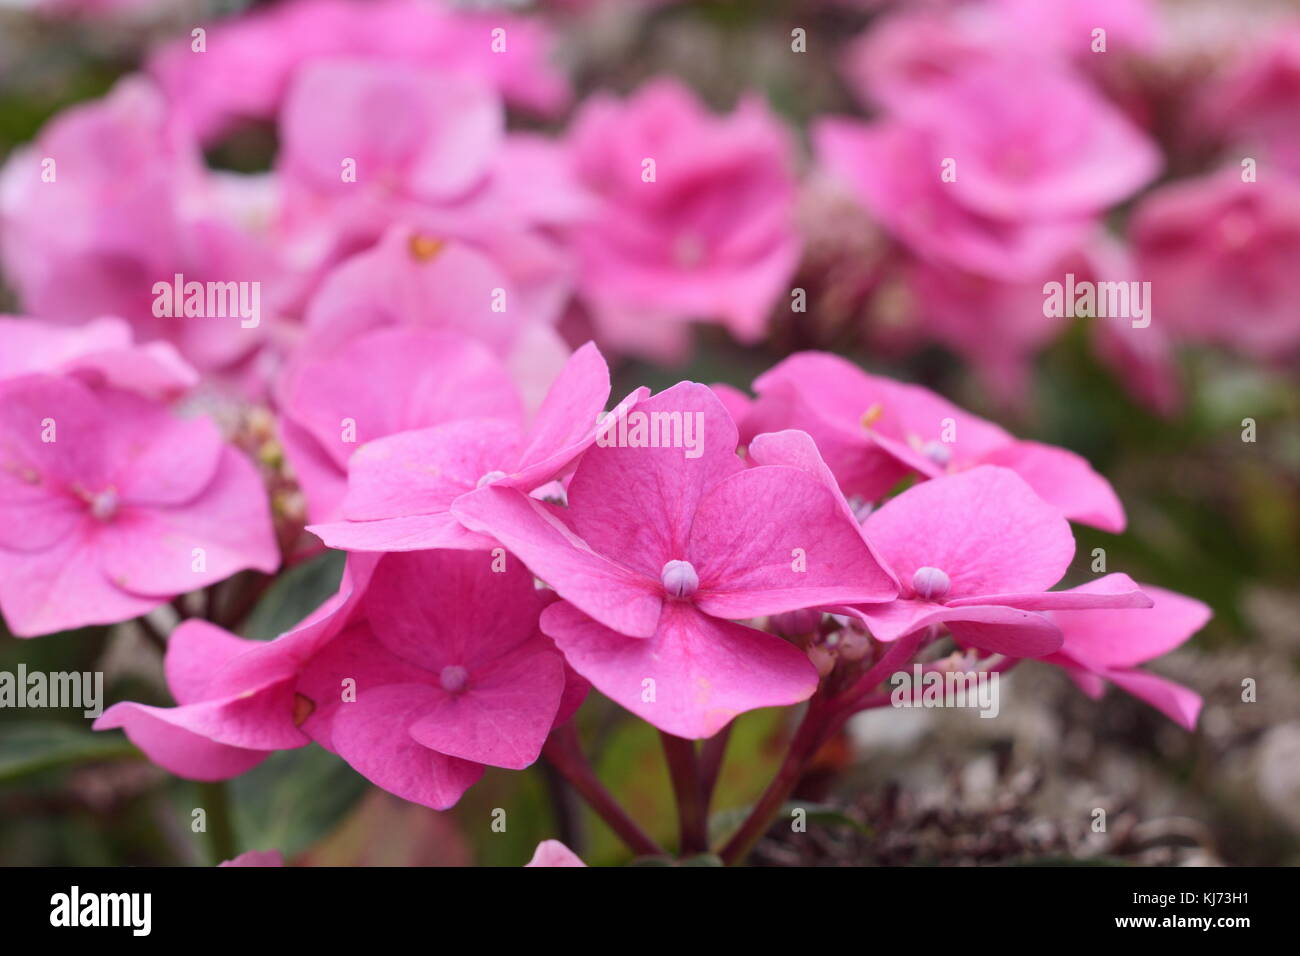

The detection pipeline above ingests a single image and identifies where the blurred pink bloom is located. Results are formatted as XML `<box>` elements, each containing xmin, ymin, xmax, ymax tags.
<box><xmin>989</xmin><ymin>0</ymin><xmax>1160</xmax><ymax>59</ymax></box>
<box><xmin>0</xmin><ymin>316</ymin><xmax>196</xmax><ymax>400</ymax></box>
<box><xmin>1080</xmin><ymin>237</ymin><xmax>1183</xmax><ymax>417</ymax></box>
<box><xmin>1131</xmin><ymin>169</ymin><xmax>1300</xmax><ymax>359</ymax></box>
<box><xmin>840</xmin><ymin>7</ymin><xmax>1004</xmax><ymax>113</ymax></box>
<box><xmin>276</xmin><ymin>58</ymin><xmax>503</xmax><ymax>254</ymax></box>
<box><xmin>742</xmin><ymin>352</ymin><xmax>1126</xmax><ymax>531</ymax></box>
<box><xmin>309</xmin><ymin>343</ymin><xmax>642</xmax><ymax>552</ymax></box>
<box><xmin>565</xmin><ymin>79</ymin><xmax>802</xmax><ymax>359</ymax></box>
<box><xmin>148</xmin><ymin>0</ymin><xmax>570</xmax><ymax>144</ymax></box>
<box><xmin>0</xmin><ymin>374</ymin><xmax>278</xmax><ymax>637</ymax></box>
<box><xmin>842</xmin><ymin>1</ymin><xmax>1159</xmax><ymax>112</ymax></box>
<box><xmin>0</xmin><ymin>78</ymin><xmax>286</xmax><ymax>373</ymax></box>
<box><xmin>300</xmin><ymin>225</ymin><xmax>573</xmax><ymax>409</ymax></box>
<box><xmin>525</xmin><ymin>840</ymin><xmax>586</xmax><ymax>867</ymax></box>
<box><xmin>277</xmin><ymin>328</ymin><xmax>523</xmax><ymax>521</ymax></box>
<box><xmin>817</xmin><ymin>61</ymin><xmax>1160</xmax><ymax>280</ymax></box>
<box><xmin>846</xmin><ymin>467</ymin><xmax>1150</xmax><ymax>657</ymax></box>
<box><xmin>219</xmin><ymin>849</ymin><xmax>285</xmax><ymax>867</ymax></box>
<box><xmin>454</xmin><ymin>384</ymin><xmax>897</xmax><ymax>738</ymax></box>
<box><xmin>1196</xmin><ymin>23</ymin><xmax>1300</xmax><ymax>178</ymax></box>
<box><xmin>1043</xmin><ymin>578</ymin><xmax>1210</xmax><ymax>729</ymax></box>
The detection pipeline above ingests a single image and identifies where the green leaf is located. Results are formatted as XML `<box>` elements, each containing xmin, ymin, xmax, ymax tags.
<box><xmin>0</xmin><ymin>722</ymin><xmax>140</xmax><ymax>784</ymax></box>
<box><xmin>240</xmin><ymin>550</ymin><xmax>345</xmax><ymax>640</ymax></box>
<box><xmin>229</xmin><ymin>745</ymin><xmax>369</xmax><ymax>857</ymax></box>
<box><xmin>708</xmin><ymin>801</ymin><xmax>870</xmax><ymax>844</ymax></box>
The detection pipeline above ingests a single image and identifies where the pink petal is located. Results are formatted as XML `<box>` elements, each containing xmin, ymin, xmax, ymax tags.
<box><xmin>1050</xmin><ymin>584</ymin><xmax>1211</xmax><ymax>669</ymax></box>
<box><xmin>220</xmin><ymin>850</ymin><xmax>284</xmax><ymax>867</ymax></box>
<box><xmin>105</xmin><ymin>394</ymin><xmax>226</xmax><ymax>507</ymax></box>
<box><xmin>363</xmin><ymin>549</ymin><xmax>546</xmax><ymax>671</ymax></box>
<box><xmin>862</xmin><ymin>466</ymin><xmax>1075</xmax><ymax>599</ymax></box>
<box><xmin>849</xmin><ymin>599</ymin><xmax>1063</xmax><ymax>656</ymax></box>
<box><xmin>690</xmin><ymin>464</ymin><xmax>897</xmax><ymax>619</ymax></box>
<box><xmin>510</xmin><ymin>341</ymin><xmax>608</xmax><ymax>476</ymax></box>
<box><xmin>97</xmin><ymin>447</ymin><xmax>279</xmax><ymax>597</ymax></box>
<box><xmin>745</xmin><ymin>428</ymin><xmax>899</xmax><ymax>589</ymax></box>
<box><xmin>947</xmin><ymin>572</ymin><xmax>1152</xmax><ymax>611</ymax></box>
<box><xmin>340</xmin><ymin>419</ymin><xmax>521</xmax><ymax>521</ymax></box>
<box><xmin>408</xmin><ymin>637</ymin><xmax>565</xmax><ymax>770</ymax></box>
<box><xmin>0</xmin><ymin>530</ymin><xmax>159</xmax><ymax>637</ymax></box>
<box><xmin>543</xmin><ymin>600</ymin><xmax>818</xmax><ymax>740</ymax></box>
<box><xmin>309</xmin><ymin>511</ymin><xmax>495</xmax><ymax>552</ymax></box>
<box><xmin>979</xmin><ymin>440</ymin><xmax>1126</xmax><ymax>532</ymax></box>
<box><xmin>277</xmin><ymin>327</ymin><xmax>522</xmax><ymax>473</ymax></box>
<box><xmin>452</xmin><ymin>486</ymin><xmax>663</xmax><ymax>638</ymax></box>
<box><xmin>561</xmin><ymin>382</ymin><xmax>746</xmax><ymax>580</ymax></box>
<box><xmin>0</xmin><ymin>374</ymin><xmax>112</xmax><ymax>499</ymax></box>
<box><xmin>946</xmin><ymin>607</ymin><xmax>1064</xmax><ymax>658</ymax></box>
<box><xmin>166</xmin><ymin>619</ymin><xmax>267</xmax><ymax>706</ymax></box>
<box><xmin>525</xmin><ymin>840</ymin><xmax>586</xmax><ymax>867</ymax></box>
<box><xmin>328</xmin><ymin>682</ymin><xmax>484</xmax><ymax>810</ymax></box>
<box><xmin>93</xmin><ymin>703</ymin><xmax>269</xmax><ymax>781</ymax></box>
<box><xmin>1102</xmin><ymin>667</ymin><xmax>1203</xmax><ymax>731</ymax></box>
<box><xmin>710</xmin><ymin>383</ymin><xmax>752</xmax><ymax>428</ymax></box>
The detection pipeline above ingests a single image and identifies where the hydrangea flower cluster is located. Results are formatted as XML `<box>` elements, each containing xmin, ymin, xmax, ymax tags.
<box><xmin>0</xmin><ymin>0</ymin><xmax>1243</xmax><ymax>866</ymax></box>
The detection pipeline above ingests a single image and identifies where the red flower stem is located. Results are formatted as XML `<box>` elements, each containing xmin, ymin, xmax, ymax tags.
<box><xmin>719</xmin><ymin>632</ymin><xmax>932</xmax><ymax>865</ymax></box>
<box><xmin>698</xmin><ymin>724</ymin><xmax>732</xmax><ymax>809</ymax></box>
<box><xmin>660</xmin><ymin>731</ymin><xmax>709</xmax><ymax>856</ymax></box>
<box><xmin>718</xmin><ymin>697</ymin><xmax>831</xmax><ymax>866</ymax></box>
<box><xmin>542</xmin><ymin>723</ymin><xmax>665</xmax><ymax>858</ymax></box>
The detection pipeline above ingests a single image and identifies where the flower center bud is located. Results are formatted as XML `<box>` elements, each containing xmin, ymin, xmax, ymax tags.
<box><xmin>921</xmin><ymin>440</ymin><xmax>952</xmax><ymax>467</ymax></box>
<box><xmin>660</xmin><ymin>559</ymin><xmax>699</xmax><ymax>599</ymax></box>
<box><xmin>89</xmin><ymin>488</ymin><xmax>119</xmax><ymax>521</ymax></box>
<box><xmin>476</xmin><ymin>470</ymin><xmax>507</xmax><ymax>489</ymax></box>
<box><xmin>911</xmin><ymin>566</ymin><xmax>951</xmax><ymax>601</ymax></box>
<box><xmin>439</xmin><ymin>665</ymin><xmax>470</xmax><ymax>694</ymax></box>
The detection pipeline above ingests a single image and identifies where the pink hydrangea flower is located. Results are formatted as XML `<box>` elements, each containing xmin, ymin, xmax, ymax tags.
<box><xmin>453</xmin><ymin>384</ymin><xmax>898</xmax><ymax>738</ymax></box>
<box><xmin>1041</xmin><ymin>577</ymin><xmax>1210</xmax><ymax>730</ymax></box>
<box><xmin>1195</xmin><ymin>22</ymin><xmax>1300</xmax><ymax>178</ymax></box>
<box><xmin>840</xmin><ymin>7</ymin><xmax>1006</xmax><ymax>113</ymax></box>
<box><xmin>295</xmin><ymin>551</ymin><xmax>578</xmax><ymax>807</ymax></box>
<box><xmin>565</xmin><ymin>79</ymin><xmax>802</xmax><ymax>358</ymax></box>
<box><xmin>741</xmin><ymin>352</ymin><xmax>1125</xmax><ymax>532</ymax></box>
<box><xmin>94</xmin><ymin>558</ymin><xmax>378</xmax><ymax>779</ymax></box>
<box><xmin>300</xmin><ymin>226</ymin><xmax>573</xmax><ymax>410</ymax></box>
<box><xmin>845</xmin><ymin>466</ymin><xmax>1150</xmax><ymax>658</ymax></box>
<box><xmin>309</xmin><ymin>342</ymin><xmax>645</xmax><ymax>552</ymax></box>
<box><xmin>277</xmin><ymin>328</ymin><xmax>523</xmax><ymax>521</ymax></box>
<box><xmin>0</xmin><ymin>316</ymin><xmax>196</xmax><ymax>400</ymax></box>
<box><xmin>841</xmin><ymin>1</ymin><xmax>1159</xmax><ymax>113</ymax></box>
<box><xmin>148</xmin><ymin>0</ymin><xmax>570</xmax><ymax>145</ymax></box>
<box><xmin>525</xmin><ymin>840</ymin><xmax>586</xmax><ymax>867</ymax></box>
<box><xmin>1130</xmin><ymin>169</ymin><xmax>1300</xmax><ymax>359</ymax></box>
<box><xmin>816</xmin><ymin>61</ymin><xmax>1160</xmax><ymax>281</ymax></box>
<box><xmin>897</xmin><ymin>235</ymin><xmax>1180</xmax><ymax>410</ymax></box>
<box><xmin>0</xmin><ymin>77</ymin><xmax>285</xmax><ymax>373</ymax></box>
<box><xmin>0</xmin><ymin>374</ymin><xmax>278</xmax><ymax>637</ymax></box>
<box><xmin>988</xmin><ymin>0</ymin><xmax>1160</xmax><ymax>60</ymax></box>
<box><xmin>276</xmin><ymin>58</ymin><xmax>504</xmax><ymax>255</ymax></box>
<box><xmin>100</xmin><ymin>550</ymin><xmax>583</xmax><ymax>810</ymax></box>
